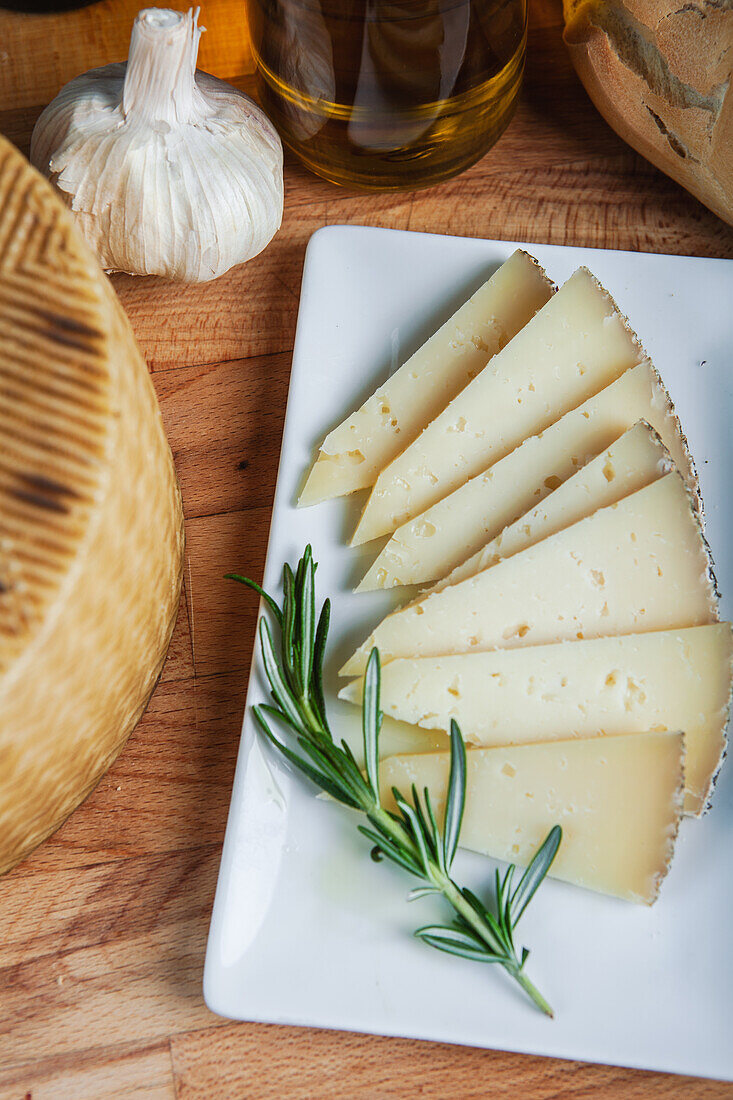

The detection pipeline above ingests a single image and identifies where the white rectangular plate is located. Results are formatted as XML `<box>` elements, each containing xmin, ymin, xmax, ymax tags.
<box><xmin>204</xmin><ymin>227</ymin><xmax>733</xmax><ymax>1080</ymax></box>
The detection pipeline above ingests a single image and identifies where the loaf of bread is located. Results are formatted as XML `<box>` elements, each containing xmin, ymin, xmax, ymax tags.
<box><xmin>563</xmin><ymin>0</ymin><xmax>733</xmax><ymax>226</ymax></box>
<box><xmin>0</xmin><ymin>135</ymin><xmax>184</xmax><ymax>875</ymax></box>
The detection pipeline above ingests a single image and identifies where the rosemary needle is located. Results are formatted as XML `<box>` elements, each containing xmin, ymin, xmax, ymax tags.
<box><xmin>227</xmin><ymin>545</ymin><xmax>561</xmax><ymax>1016</ymax></box>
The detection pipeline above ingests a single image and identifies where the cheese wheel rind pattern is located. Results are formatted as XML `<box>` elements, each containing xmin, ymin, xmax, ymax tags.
<box><xmin>0</xmin><ymin>136</ymin><xmax>184</xmax><ymax>876</ymax></box>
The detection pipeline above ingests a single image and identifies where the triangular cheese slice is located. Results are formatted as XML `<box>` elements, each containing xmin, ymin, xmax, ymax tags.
<box><xmin>299</xmin><ymin>250</ymin><xmax>553</xmax><ymax>506</ymax></box>
<box><xmin>352</xmin><ymin>267</ymin><xmax>646</xmax><ymax>545</ymax></box>
<box><xmin>357</xmin><ymin>360</ymin><xmax>697</xmax><ymax>591</ymax></box>
<box><xmin>340</xmin><ymin>472</ymin><xmax>717</xmax><ymax>676</ymax></box>
<box><xmin>430</xmin><ymin>419</ymin><xmax>670</xmax><ymax>593</ymax></box>
<box><xmin>379</xmin><ymin>731</ymin><xmax>684</xmax><ymax>904</ymax></box>
<box><xmin>342</xmin><ymin>624</ymin><xmax>733</xmax><ymax>815</ymax></box>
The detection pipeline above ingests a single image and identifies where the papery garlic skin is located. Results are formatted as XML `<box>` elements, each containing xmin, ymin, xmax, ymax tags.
<box><xmin>30</xmin><ymin>8</ymin><xmax>284</xmax><ymax>283</ymax></box>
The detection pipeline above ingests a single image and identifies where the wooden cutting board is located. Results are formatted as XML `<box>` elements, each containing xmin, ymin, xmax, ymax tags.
<box><xmin>0</xmin><ymin>2</ymin><xmax>732</xmax><ymax>1097</ymax></box>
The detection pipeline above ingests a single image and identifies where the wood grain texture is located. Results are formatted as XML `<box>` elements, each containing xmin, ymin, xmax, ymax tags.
<box><xmin>0</xmin><ymin>1044</ymin><xmax>176</xmax><ymax>1100</ymax></box>
<box><xmin>0</xmin><ymin>0</ymin><xmax>253</xmax><ymax>112</ymax></box>
<box><xmin>1</xmin><ymin>0</ymin><xmax>733</xmax><ymax>1095</ymax></box>
<box><xmin>170</xmin><ymin>1024</ymin><xmax>731</xmax><ymax>1100</ymax></box>
<box><xmin>155</xmin><ymin>353</ymin><xmax>291</xmax><ymax>518</ymax></box>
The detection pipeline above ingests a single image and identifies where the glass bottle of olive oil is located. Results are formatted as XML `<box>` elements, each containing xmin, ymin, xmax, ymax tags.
<box><xmin>245</xmin><ymin>0</ymin><xmax>527</xmax><ymax>190</ymax></box>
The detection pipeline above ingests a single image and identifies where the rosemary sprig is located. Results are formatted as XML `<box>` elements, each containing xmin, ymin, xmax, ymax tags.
<box><xmin>227</xmin><ymin>546</ymin><xmax>561</xmax><ymax>1016</ymax></box>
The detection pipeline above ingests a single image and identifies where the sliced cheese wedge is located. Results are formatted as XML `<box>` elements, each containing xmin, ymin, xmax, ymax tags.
<box><xmin>343</xmin><ymin>624</ymin><xmax>733</xmax><ymax>815</ymax></box>
<box><xmin>298</xmin><ymin>251</ymin><xmax>553</xmax><ymax>506</ymax></box>
<box><xmin>379</xmin><ymin>732</ymin><xmax>684</xmax><ymax>904</ymax></box>
<box><xmin>352</xmin><ymin>268</ymin><xmax>646</xmax><ymax>545</ymax></box>
<box><xmin>357</xmin><ymin>360</ymin><xmax>697</xmax><ymax>591</ymax></box>
<box><xmin>430</xmin><ymin>420</ymin><xmax>670</xmax><ymax>592</ymax></box>
<box><xmin>340</xmin><ymin>472</ymin><xmax>717</xmax><ymax>677</ymax></box>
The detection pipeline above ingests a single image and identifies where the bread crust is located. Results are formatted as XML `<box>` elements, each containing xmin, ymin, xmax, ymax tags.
<box><xmin>563</xmin><ymin>0</ymin><xmax>733</xmax><ymax>225</ymax></box>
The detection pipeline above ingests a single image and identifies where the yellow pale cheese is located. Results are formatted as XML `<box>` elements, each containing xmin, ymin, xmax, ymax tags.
<box><xmin>430</xmin><ymin>420</ymin><xmax>671</xmax><ymax>592</ymax></box>
<box><xmin>299</xmin><ymin>251</ymin><xmax>553</xmax><ymax>506</ymax></box>
<box><xmin>379</xmin><ymin>732</ymin><xmax>685</xmax><ymax>904</ymax></box>
<box><xmin>342</xmin><ymin>623</ymin><xmax>732</xmax><ymax>815</ymax></box>
<box><xmin>0</xmin><ymin>136</ymin><xmax>184</xmax><ymax>876</ymax></box>
<box><xmin>340</xmin><ymin>472</ymin><xmax>717</xmax><ymax>677</ymax></box>
<box><xmin>352</xmin><ymin>268</ymin><xmax>646</xmax><ymax>545</ymax></box>
<box><xmin>357</xmin><ymin>360</ymin><xmax>697</xmax><ymax>591</ymax></box>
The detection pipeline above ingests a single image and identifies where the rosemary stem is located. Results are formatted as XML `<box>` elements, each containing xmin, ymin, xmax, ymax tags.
<box><xmin>299</xmin><ymin>697</ymin><xmax>323</xmax><ymax>733</ymax></box>
<box><xmin>369</xmin><ymin>806</ymin><xmax>554</xmax><ymax>1017</ymax></box>
<box><xmin>235</xmin><ymin>551</ymin><xmax>559</xmax><ymax>1018</ymax></box>
<box><xmin>512</xmin><ymin>969</ymin><xmax>555</xmax><ymax>1019</ymax></box>
<box><xmin>440</xmin><ymin>876</ymin><xmax>554</xmax><ymax>1018</ymax></box>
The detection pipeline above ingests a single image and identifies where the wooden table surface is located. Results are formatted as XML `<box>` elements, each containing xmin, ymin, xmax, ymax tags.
<box><xmin>2</xmin><ymin>1</ymin><xmax>733</xmax><ymax>1097</ymax></box>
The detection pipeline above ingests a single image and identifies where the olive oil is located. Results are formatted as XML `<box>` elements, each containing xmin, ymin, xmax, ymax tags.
<box><xmin>246</xmin><ymin>0</ymin><xmax>527</xmax><ymax>190</ymax></box>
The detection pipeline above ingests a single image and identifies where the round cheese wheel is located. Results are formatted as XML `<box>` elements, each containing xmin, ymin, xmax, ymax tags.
<box><xmin>0</xmin><ymin>135</ymin><xmax>184</xmax><ymax>875</ymax></box>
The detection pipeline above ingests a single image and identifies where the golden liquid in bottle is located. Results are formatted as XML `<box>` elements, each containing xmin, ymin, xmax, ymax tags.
<box><xmin>246</xmin><ymin>0</ymin><xmax>527</xmax><ymax>191</ymax></box>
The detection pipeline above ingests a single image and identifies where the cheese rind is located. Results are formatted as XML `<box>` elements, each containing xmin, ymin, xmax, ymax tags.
<box><xmin>341</xmin><ymin>473</ymin><xmax>718</xmax><ymax>677</ymax></box>
<box><xmin>430</xmin><ymin>420</ymin><xmax>670</xmax><ymax>592</ymax></box>
<box><xmin>0</xmin><ymin>136</ymin><xmax>184</xmax><ymax>876</ymax></box>
<box><xmin>357</xmin><ymin>361</ymin><xmax>698</xmax><ymax>590</ymax></box>
<box><xmin>342</xmin><ymin>624</ymin><xmax>733</xmax><ymax>815</ymax></box>
<box><xmin>352</xmin><ymin>268</ymin><xmax>646</xmax><ymax>545</ymax></box>
<box><xmin>379</xmin><ymin>732</ymin><xmax>685</xmax><ymax>904</ymax></box>
<box><xmin>298</xmin><ymin>251</ymin><xmax>553</xmax><ymax>506</ymax></box>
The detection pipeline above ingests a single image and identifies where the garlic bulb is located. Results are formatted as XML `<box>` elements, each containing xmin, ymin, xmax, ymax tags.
<box><xmin>30</xmin><ymin>8</ymin><xmax>284</xmax><ymax>282</ymax></box>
